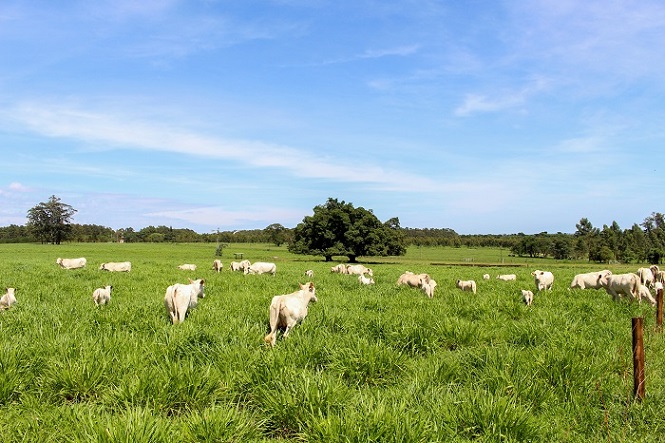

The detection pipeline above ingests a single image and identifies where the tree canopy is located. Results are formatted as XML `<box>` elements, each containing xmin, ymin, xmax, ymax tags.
<box><xmin>26</xmin><ymin>195</ymin><xmax>77</xmax><ymax>244</ymax></box>
<box><xmin>288</xmin><ymin>198</ymin><xmax>406</xmax><ymax>262</ymax></box>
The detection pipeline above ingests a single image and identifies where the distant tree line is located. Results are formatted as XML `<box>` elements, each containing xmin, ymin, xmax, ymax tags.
<box><xmin>2</xmin><ymin>195</ymin><xmax>663</xmax><ymax>264</ymax></box>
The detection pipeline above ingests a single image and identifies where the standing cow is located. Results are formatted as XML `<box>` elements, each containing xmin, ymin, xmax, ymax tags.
<box><xmin>532</xmin><ymin>270</ymin><xmax>554</xmax><ymax>291</ymax></box>
<box><xmin>244</xmin><ymin>262</ymin><xmax>277</xmax><ymax>276</ymax></box>
<box><xmin>164</xmin><ymin>278</ymin><xmax>206</xmax><ymax>324</ymax></box>
<box><xmin>569</xmin><ymin>270</ymin><xmax>612</xmax><ymax>290</ymax></box>
<box><xmin>0</xmin><ymin>288</ymin><xmax>17</xmax><ymax>310</ymax></box>
<box><xmin>456</xmin><ymin>279</ymin><xmax>477</xmax><ymax>294</ymax></box>
<box><xmin>599</xmin><ymin>273</ymin><xmax>640</xmax><ymax>303</ymax></box>
<box><xmin>264</xmin><ymin>282</ymin><xmax>317</xmax><ymax>347</ymax></box>
<box><xmin>57</xmin><ymin>257</ymin><xmax>87</xmax><ymax>269</ymax></box>
<box><xmin>99</xmin><ymin>261</ymin><xmax>132</xmax><ymax>272</ymax></box>
<box><xmin>92</xmin><ymin>285</ymin><xmax>112</xmax><ymax>306</ymax></box>
<box><xmin>212</xmin><ymin>260</ymin><xmax>223</xmax><ymax>272</ymax></box>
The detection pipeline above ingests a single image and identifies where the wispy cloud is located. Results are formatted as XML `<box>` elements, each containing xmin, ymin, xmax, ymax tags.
<box><xmin>7</xmin><ymin>101</ymin><xmax>441</xmax><ymax>193</ymax></box>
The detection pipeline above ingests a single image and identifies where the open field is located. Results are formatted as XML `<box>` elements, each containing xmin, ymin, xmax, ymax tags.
<box><xmin>0</xmin><ymin>243</ymin><xmax>664</xmax><ymax>442</ymax></box>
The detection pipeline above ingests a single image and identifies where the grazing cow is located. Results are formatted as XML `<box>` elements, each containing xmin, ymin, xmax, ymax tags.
<box><xmin>92</xmin><ymin>285</ymin><xmax>112</xmax><ymax>306</ymax></box>
<box><xmin>569</xmin><ymin>270</ymin><xmax>612</xmax><ymax>290</ymax></box>
<box><xmin>230</xmin><ymin>260</ymin><xmax>251</xmax><ymax>272</ymax></box>
<box><xmin>599</xmin><ymin>272</ymin><xmax>640</xmax><ymax>303</ymax></box>
<box><xmin>57</xmin><ymin>257</ymin><xmax>87</xmax><ymax>269</ymax></box>
<box><xmin>0</xmin><ymin>288</ymin><xmax>17</xmax><ymax>310</ymax></box>
<box><xmin>99</xmin><ymin>261</ymin><xmax>132</xmax><ymax>272</ymax></box>
<box><xmin>655</xmin><ymin>271</ymin><xmax>665</xmax><ymax>285</ymax></box>
<box><xmin>330</xmin><ymin>264</ymin><xmax>347</xmax><ymax>274</ymax></box>
<box><xmin>178</xmin><ymin>264</ymin><xmax>197</xmax><ymax>271</ymax></box>
<box><xmin>497</xmin><ymin>274</ymin><xmax>517</xmax><ymax>281</ymax></box>
<box><xmin>346</xmin><ymin>264</ymin><xmax>373</xmax><ymax>276</ymax></box>
<box><xmin>637</xmin><ymin>267</ymin><xmax>655</xmax><ymax>287</ymax></box>
<box><xmin>637</xmin><ymin>284</ymin><xmax>657</xmax><ymax>306</ymax></box>
<box><xmin>483</xmin><ymin>274</ymin><xmax>491</xmax><ymax>280</ymax></box>
<box><xmin>521</xmin><ymin>289</ymin><xmax>534</xmax><ymax>306</ymax></box>
<box><xmin>164</xmin><ymin>278</ymin><xmax>206</xmax><ymax>324</ymax></box>
<box><xmin>304</xmin><ymin>269</ymin><xmax>314</xmax><ymax>278</ymax></box>
<box><xmin>212</xmin><ymin>260</ymin><xmax>223</xmax><ymax>272</ymax></box>
<box><xmin>531</xmin><ymin>270</ymin><xmax>554</xmax><ymax>291</ymax></box>
<box><xmin>245</xmin><ymin>261</ymin><xmax>277</xmax><ymax>276</ymax></box>
<box><xmin>358</xmin><ymin>274</ymin><xmax>375</xmax><ymax>285</ymax></box>
<box><xmin>264</xmin><ymin>282</ymin><xmax>317</xmax><ymax>347</ymax></box>
<box><xmin>421</xmin><ymin>278</ymin><xmax>437</xmax><ymax>298</ymax></box>
<box><xmin>456</xmin><ymin>279</ymin><xmax>477</xmax><ymax>294</ymax></box>
<box><xmin>397</xmin><ymin>272</ymin><xmax>431</xmax><ymax>287</ymax></box>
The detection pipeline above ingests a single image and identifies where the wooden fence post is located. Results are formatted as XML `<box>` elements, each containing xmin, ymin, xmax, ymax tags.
<box><xmin>657</xmin><ymin>289</ymin><xmax>663</xmax><ymax>332</ymax></box>
<box><xmin>632</xmin><ymin>317</ymin><xmax>645</xmax><ymax>401</ymax></box>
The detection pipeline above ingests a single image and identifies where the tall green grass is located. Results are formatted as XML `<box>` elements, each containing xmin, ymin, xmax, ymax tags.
<box><xmin>0</xmin><ymin>243</ymin><xmax>663</xmax><ymax>441</ymax></box>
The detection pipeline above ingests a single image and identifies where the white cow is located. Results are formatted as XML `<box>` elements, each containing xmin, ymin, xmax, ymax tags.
<box><xmin>531</xmin><ymin>270</ymin><xmax>554</xmax><ymax>291</ymax></box>
<box><xmin>637</xmin><ymin>284</ymin><xmax>657</xmax><ymax>306</ymax></box>
<box><xmin>599</xmin><ymin>272</ymin><xmax>641</xmax><ymax>303</ymax></box>
<box><xmin>0</xmin><ymin>288</ymin><xmax>17</xmax><ymax>310</ymax></box>
<box><xmin>264</xmin><ymin>282</ymin><xmax>317</xmax><ymax>347</ymax></box>
<box><xmin>330</xmin><ymin>264</ymin><xmax>348</xmax><ymax>274</ymax></box>
<box><xmin>569</xmin><ymin>270</ymin><xmax>612</xmax><ymax>290</ymax></box>
<box><xmin>304</xmin><ymin>269</ymin><xmax>314</xmax><ymax>278</ymax></box>
<box><xmin>456</xmin><ymin>279</ymin><xmax>477</xmax><ymax>294</ymax></box>
<box><xmin>230</xmin><ymin>260</ymin><xmax>251</xmax><ymax>272</ymax></box>
<box><xmin>397</xmin><ymin>272</ymin><xmax>431</xmax><ymax>287</ymax></box>
<box><xmin>99</xmin><ymin>261</ymin><xmax>132</xmax><ymax>272</ymax></box>
<box><xmin>57</xmin><ymin>257</ymin><xmax>87</xmax><ymax>269</ymax></box>
<box><xmin>164</xmin><ymin>278</ymin><xmax>206</xmax><ymax>324</ymax></box>
<box><xmin>521</xmin><ymin>289</ymin><xmax>534</xmax><ymax>306</ymax></box>
<box><xmin>346</xmin><ymin>264</ymin><xmax>373</xmax><ymax>276</ymax></box>
<box><xmin>497</xmin><ymin>274</ymin><xmax>517</xmax><ymax>281</ymax></box>
<box><xmin>483</xmin><ymin>274</ymin><xmax>491</xmax><ymax>280</ymax></box>
<box><xmin>421</xmin><ymin>278</ymin><xmax>437</xmax><ymax>298</ymax></box>
<box><xmin>637</xmin><ymin>267</ymin><xmax>655</xmax><ymax>287</ymax></box>
<box><xmin>358</xmin><ymin>274</ymin><xmax>375</xmax><ymax>285</ymax></box>
<box><xmin>178</xmin><ymin>264</ymin><xmax>197</xmax><ymax>271</ymax></box>
<box><xmin>655</xmin><ymin>271</ymin><xmax>665</xmax><ymax>285</ymax></box>
<box><xmin>245</xmin><ymin>261</ymin><xmax>277</xmax><ymax>276</ymax></box>
<box><xmin>212</xmin><ymin>260</ymin><xmax>223</xmax><ymax>272</ymax></box>
<box><xmin>92</xmin><ymin>285</ymin><xmax>112</xmax><ymax>306</ymax></box>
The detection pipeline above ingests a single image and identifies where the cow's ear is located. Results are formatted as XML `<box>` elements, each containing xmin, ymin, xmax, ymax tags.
<box><xmin>189</xmin><ymin>278</ymin><xmax>193</xmax><ymax>283</ymax></box>
<box><xmin>309</xmin><ymin>282</ymin><xmax>315</xmax><ymax>290</ymax></box>
<box><xmin>200</xmin><ymin>279</ymin><xmax>205</xmax><ymax>285</ymax></box>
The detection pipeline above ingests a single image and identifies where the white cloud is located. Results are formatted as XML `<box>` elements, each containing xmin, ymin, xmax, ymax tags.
<box><xmin>7</xmin><ymin>101</ymin><xmax>442</xmax><ymax>193</ymax></box>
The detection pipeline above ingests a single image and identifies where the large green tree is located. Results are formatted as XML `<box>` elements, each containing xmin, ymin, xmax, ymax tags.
<box><xmin>26</xmin><ymin>195</ymin><xmax>77</xmax><ymax>244</ymax></box>
<box><xmin>289</xmin><ymin>198</ymin><xmax>406</xmax><ymax>262</ymax></box>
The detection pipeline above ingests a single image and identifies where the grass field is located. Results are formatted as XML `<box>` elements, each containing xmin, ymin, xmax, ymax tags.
<box><xmin>0</xmin><ymin>243</ymin><xmax>664</xmax><ymax>442</ymax></box>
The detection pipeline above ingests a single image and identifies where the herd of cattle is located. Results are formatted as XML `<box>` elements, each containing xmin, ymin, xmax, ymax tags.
<box><xmin>1</xmin><ymin>257</ymin><xmax>663</xmax><ymax>346</ymax></box>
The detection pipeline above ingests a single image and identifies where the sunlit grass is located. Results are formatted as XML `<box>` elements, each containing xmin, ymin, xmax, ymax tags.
<box><xmin>0</xmin><ymin>243</ymin><xmax>662</xmax><ymax>441</ymax></box>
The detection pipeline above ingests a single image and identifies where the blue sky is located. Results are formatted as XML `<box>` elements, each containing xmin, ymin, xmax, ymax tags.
<box><xmin>1</xmin><ymin>0</ymin><xmax>664</xmax><ymax>235</ymax></box>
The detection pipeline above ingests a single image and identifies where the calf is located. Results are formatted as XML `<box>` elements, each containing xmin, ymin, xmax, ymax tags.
<box><xmin>421</xmin><ymin>278</ymin><xmax>437</xmax><ymax>298</ymax></box>
<box><xmin>264</xmin><ymin>282</ymin><xmax>317</xmax><ymax>347</ymax></box>
<box><xmin>637</xmin><ymin>284</ymin><xmax>657</xmax><ymax>306</ymax></box>
<box><xmin>0</xmin><ymin>288</ymin><xmax>17</xmax><ymax>310</ymax></box>
<box><xmin>521</xmin><ymin>289</ymin><xmax>534</xmax><ymax>306</ymax></box>
<box><xmin>456</xmin><ymin>279</ymin><xmax>477</xmax><ymax>294</ymax></box>
<box><xmin>358</xmin><ymin>274</ymin><xmax>375</xmax><ymax>285</ymax></box>
<box><xmin>92</xmin><ymin>285</ymin><xmax>112</xmax><ymax>306</ymax></box>
<box><xmin>304</xmin><ymin>269</ymin><xmax>314</xmax><ymax>278</ymax></box>
<box><xmin>637</xmin><ymin>267</ymin><xmax>654</xmax><ymax>287</ymax></box>
<box><xmin>164</xmin><ymin>278</ymin><xmax>206</xmax><ymax>324</ymax></box>
<box><xmin>212</xmin><ymin>260</ymin><xmax>223</xmax><ymax>272</ymax></box>
<box><xmin>497</xmin><ymin>274</ymin><xmax>517</xmax><ymax>281</ymax></box>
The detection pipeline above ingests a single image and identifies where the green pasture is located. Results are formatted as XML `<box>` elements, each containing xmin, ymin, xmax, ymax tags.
<box><xmin>0</xmin><ymin>243</ymin><xmax>663</xmax><ymax>442</ymax></box>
